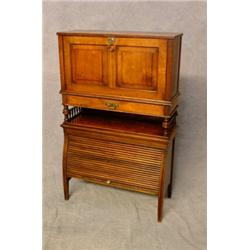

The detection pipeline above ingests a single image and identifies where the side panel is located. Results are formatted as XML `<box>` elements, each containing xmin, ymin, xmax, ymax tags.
<box><xmin>165</xmin><ymin>36</ymin><xmax>182</xmax><ymax>100</ymax></box>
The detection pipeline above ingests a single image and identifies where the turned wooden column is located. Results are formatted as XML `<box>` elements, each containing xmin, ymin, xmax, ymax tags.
<box><xmin>162</xmin><ymin>111</ymin><xmax>177</xmax><ymax>136</ymax></box>
<box><xmin>63</xmin><ymin>105</ymin><xmax>69</xmax><ymax>121</ymax></box>
<box><xmin>162</xmin><ymin>118</ymin><xmax>170</xmax><ymax>136</ymax></box>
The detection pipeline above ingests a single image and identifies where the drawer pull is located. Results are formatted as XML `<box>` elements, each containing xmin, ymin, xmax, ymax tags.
<box><xmin>106</xmin><ymin>180</ymin><xmax>112</xmax><ymax>184</ymax></box>
<box><xmin>105</xmin><ymin>102</ymin><xmax>119</xmax><ymax>110</ymax></box>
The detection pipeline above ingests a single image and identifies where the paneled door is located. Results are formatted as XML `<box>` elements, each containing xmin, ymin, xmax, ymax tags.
<box><xmin>116</xmin><ymin>46</ymin><xmax>158</xmax><ymax>91</ymax></box>
<box><xmin>70</xmin><ymin>44</ymin><xmax>108</xmax><ymax>86</ymax></box>
<box><xmin>62</xmin><ymin>36</ymin><xmax>167</xmax><ymax>100</ymax></box>
<box><xmin>113</xmin><ymin>37</ymin><xmax>167</xmax><ymax>99</ymax></box>
<box><xmin>63</xmin><ymin>36</ymin><xmax>109</xmax><ymax>92</ymax></box>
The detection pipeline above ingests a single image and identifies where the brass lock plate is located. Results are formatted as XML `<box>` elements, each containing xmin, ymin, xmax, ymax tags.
<box><xmin>107</xmin><ymin>37</ymin><xmax>116</xmax><ymax>45</ymax></box>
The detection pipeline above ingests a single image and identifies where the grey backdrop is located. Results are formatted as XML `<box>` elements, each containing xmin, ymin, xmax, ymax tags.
<box><xmin>43</xmin><ymin>1</ymin><xmax>206</xmax><ymax>250</ymax></box>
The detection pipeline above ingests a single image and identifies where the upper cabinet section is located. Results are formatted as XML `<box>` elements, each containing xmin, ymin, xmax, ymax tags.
<box><xmin>57</xmin><ymin>31</ymin><xmax>182</xmax><ymax>116</ymax></box>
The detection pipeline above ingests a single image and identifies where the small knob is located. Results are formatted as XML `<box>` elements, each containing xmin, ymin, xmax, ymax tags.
<box><xmin>106</xmin><ymin>180</ymin><xmax>111</xmax><ymax>184</ymax></box>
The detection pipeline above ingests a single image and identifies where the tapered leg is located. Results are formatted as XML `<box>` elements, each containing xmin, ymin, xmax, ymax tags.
<box><xmin>158</xmin><ymin>192</ymin><xmax>164</xmax><ymax>222</ymax></box>
<box><xmin>167</xmin><ymin>138</ymin><xmax>175</xmax><ymax>198</ymax></box>
<box><xmin>62</xmin><ymin>129</ymin><xmax>69</xmax><ymax>200</ymax></box>
<box><xmin>63</xmin><ymin>177</ymin><xmax>69</xmax><ymax>200</ymax></box>
<box><xmin>158</xmin><ymin>136</ymin><xmax>176</xmax><ymax>221</ymax></box>
<box><xmin>158</xmin><ymin>153</ymin><xmax>167</xmax><ymax>222</ymax></box>
<box><xmin>167</xmin><ymin>184</ymin><xmax>172</xmax><ymax>198</ymax></box>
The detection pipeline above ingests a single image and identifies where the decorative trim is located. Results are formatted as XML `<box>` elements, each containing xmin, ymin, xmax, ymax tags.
<box><xmin>56</xmin><ymin>31</ymin><xmax>183</xmax><ymax>39</ymax></box>
<box><xmin>63</xmin><ymin>105</ymin><xmax>83</xmax><ymax>121</ymax></box>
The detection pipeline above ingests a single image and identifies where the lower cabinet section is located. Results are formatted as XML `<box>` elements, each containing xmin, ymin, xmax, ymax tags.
<box><xmin>61</xmin><ymin>109</ymin><xmax>176</xmax><ymax>222</ymax></box>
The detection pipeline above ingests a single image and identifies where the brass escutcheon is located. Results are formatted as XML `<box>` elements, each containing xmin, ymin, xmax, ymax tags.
<box><xmin>106</xmin><ymin>180</ymin><xmax>111</xmax><ymax>184</ymax></box>
<box><xmin>107</xmin><ymin>37</ymin><xmax>115</xmax><ymax>45</ymax></box>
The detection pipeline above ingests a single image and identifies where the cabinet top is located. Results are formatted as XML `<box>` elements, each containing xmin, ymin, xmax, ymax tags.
<box><xmin>56</xmin><ymin>30</ymin><xmax>183</xmax><ymax>39</ymax></box>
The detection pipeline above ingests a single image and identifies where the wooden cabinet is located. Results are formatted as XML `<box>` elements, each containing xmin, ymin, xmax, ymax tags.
<box><xmin>58</xmin><ymin>31</ymin><xmax>182</xmax><ymax>118</ymax></box>
<box><xmin>57</xmin><ymin>31</ymin><xmax>182</xmax><ymax>222</ymax></box>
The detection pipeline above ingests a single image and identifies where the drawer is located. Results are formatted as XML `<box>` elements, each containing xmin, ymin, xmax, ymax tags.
<box><xmin>63</xmin><ymin>94</ymin><xmax>166</xmax><ymax>117</ymax></box>
<box><xmin>66</xmin><ymin>135</ymin><xmax>164</xmax><ymax>194</ymax></box>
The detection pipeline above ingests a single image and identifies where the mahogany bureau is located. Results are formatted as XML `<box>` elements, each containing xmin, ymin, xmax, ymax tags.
<box><xmin>57</xmin><ymin>31</ymin><xmax>182</xmax><ymax>222</ymax></box>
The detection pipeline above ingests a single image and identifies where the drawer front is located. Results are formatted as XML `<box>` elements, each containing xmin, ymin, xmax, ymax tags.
<box><xmin>66</xmin><ymin>135</ymin><xmax>163</xmax><ymax>194</ymax></box>
<box><xmin>63</xmin><ymin>94</ymin><xmax>166</xmax><ymax>117</ymax></box>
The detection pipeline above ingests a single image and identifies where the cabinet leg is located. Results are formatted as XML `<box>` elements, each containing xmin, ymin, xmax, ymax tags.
<box><xmin>63</xmin><ymin>177</ymin><xmax>69</xmax><ymax>200</ymax></box>
<box><xmin>158</xmin><ymin>154</ymin><xmax>167</xmax><ymax>222</ymax></box>
<box><xmin>167</xmin><ymin>138</ymin><xmax>175</xmax><ymax>198</ymax></box>
<box><xmin>62</xmin><ymin>130</ymin><xmax>69</xmax><ymax>200</ymax></box>
<box><xmin>158</xmin><ymin>194</ymin><xmax>164</xmax><ymax>222</ymax></box>
<box><xmin>167</xmin><ymin>184</ymin><xmax>172</xmax><ymax>198</ymax></box>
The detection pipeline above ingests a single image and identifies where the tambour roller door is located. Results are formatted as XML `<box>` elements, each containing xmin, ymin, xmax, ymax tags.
<box><xmin>66</xmin><ymin>135</ymin><xmax>164</xmax><ymax>194</ymax></box>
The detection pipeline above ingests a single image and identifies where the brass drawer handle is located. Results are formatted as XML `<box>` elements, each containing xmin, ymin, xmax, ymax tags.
<box><xmin>106</xmin><ymin>180</ymin><xmax>112</xmax><ymax>184</ymax></box>
<box><xmin>107</xmin><ymin>37</ymin><xmax>115</xmax><ymax>45</ymax></box>
<box><xmin>105</xmin><ymin>102</ymin><xmax>119</xmax><ymax>110</ymax></box>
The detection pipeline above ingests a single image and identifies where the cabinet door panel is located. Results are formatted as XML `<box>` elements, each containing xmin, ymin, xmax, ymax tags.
<box><xmin>114</xmin><ymin>38</ymin><xmax>167</xmax><ymax>100</ymax></box>
<box><xmin>71</xmin><ymin>45</ymin><xmax>108</xmax><ymax>86</ymax></box>
<box><xmin>116</xmin><ymin>46</ymin><xmax>158</xmax><ymax>91</ymax></box>
<box><xmin>63</xmin><ymin>36</ymin><xmax>109</xmax><ymax>92</ymax></box>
